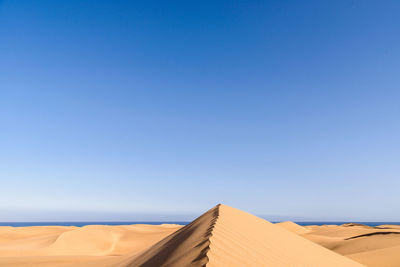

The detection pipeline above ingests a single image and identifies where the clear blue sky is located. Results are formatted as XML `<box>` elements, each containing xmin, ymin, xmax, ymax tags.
<box><xmin>1</xmin><ymin>0</ymin><xmax>400</xmax><ymax>221</ymax></box>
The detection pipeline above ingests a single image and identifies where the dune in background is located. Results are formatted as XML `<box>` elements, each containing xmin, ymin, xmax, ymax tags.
<box><xmin>0</xmin><ymin>204</ymin><xmax>398</xmax><ymax>266</ymax></box>
<box><xmin>0</xmin><ymin>224</ymin><xmax>181</xmax><ymax>266</ymax></box>
<box><xmin>275</xmin><ymin>221</ymin><xmax>311</xmax><ymax>235</ymax></box>
<box><xmin>295</xmin><ymin>223</ymin><xmax>400</xmax><ymax>267</ymax></box>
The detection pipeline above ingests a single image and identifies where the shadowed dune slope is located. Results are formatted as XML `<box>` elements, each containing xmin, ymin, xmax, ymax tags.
<box><xmin>117</xmin><ymin>204</ymin><xmax>219</xmax><ymax>267</ymax></box>
<box><xmin>121</xmin><ymin>204</ymin><xmax>364</xmax><ymax>267</ymax></box>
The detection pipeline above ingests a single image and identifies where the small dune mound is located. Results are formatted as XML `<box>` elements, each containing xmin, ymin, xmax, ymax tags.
<box><xmin>375</xmin><ymin>224</ymin><xmax>400</xmax><ymax>230</ymax></box>
<box><xmin>46</xmin><ymin>226</ymin><xmax>124</xmax><ymax>256</ymax></box>
<box><xmin>276</xmin><ymin>221</ymin><xmax>310</xmax><ymax>234</ymax></box>
<box><xmin>341</xmin><ymin>223</ymin><xmax>372</xmax><ymax>229</ymax></box>
<box><xmin>342</xmin><ymin>223</ymin><xmax>366</xmax><ymax>227</ymax></box>
<box><xmin>44</xmin><ymin>225</ymin><xmax>183</xmax><ymax>257</ymax></box>
<box><xmin>119</xmin><ymin>204</ymin><xmax>364</xmax><ymax>267</ymax></box>
<box><xmin>345</xmin><ymin>231</ymin><xmax>400</xmax><ymax>240</ymax></box>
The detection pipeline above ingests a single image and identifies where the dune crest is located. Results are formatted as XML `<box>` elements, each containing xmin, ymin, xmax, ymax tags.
<box><xmin>121</xmin><ymin>204</ymin><xmax>364</xmax><ymax>267</ymax></box>
<box><xmin>117</xmin><ymin>204</ymin><xmax>219</xmax><ymax>267</ymax></box>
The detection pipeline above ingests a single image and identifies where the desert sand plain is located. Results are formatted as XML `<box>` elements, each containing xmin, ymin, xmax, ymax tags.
<box><xmin>0</xmin><ymin>204</ymin><xmax>399</xmax><ymax>266</ymax></box>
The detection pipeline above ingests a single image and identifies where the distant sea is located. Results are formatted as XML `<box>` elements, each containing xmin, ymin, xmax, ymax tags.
<box><xmin>0</xmin><ymin>221</ymin><xmax>399</xmax><ymax>227</ymax></box>
<box><xmin>294</xmin><ymin>222</ymin><xmax>400</xmax><ymax>226</ymax></box>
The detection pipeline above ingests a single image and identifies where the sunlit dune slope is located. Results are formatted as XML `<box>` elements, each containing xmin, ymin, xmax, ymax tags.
<box><xmin>120</xmin><ymin>204</ymin><xmax>364</xmax><ymax>267</ymax></box>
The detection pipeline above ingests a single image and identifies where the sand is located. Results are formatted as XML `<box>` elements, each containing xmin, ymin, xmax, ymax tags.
<box><xmin>296</xmin><ymin>223</ymin><xmax>400</xmax><ymax>267</ymax></box>
<box><xmin>0</xmin><ymin>224</ymin><xmax>181</xmax><ymax>266</ymax></box>
<box><xmin>275</xmin><ymin>221</ymin><xmax>311</xmax><ymax>234</ymax></box>
<box><xmin>122</xmin><ymin>204</ymin><xmax>362</xmax><ymax>267</ymax></box>
<box><xmin>0</xmin><ymin>204</ymin><xmax>398</xmax><ymax>266</ymax></box>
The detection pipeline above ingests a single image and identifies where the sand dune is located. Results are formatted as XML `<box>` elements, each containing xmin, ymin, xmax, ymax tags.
<box><xmin>275</xmin><ymin>221</ymin><xmax>310</xmax><ymax>234</ymax></box>
<box><xmin>0</xmin><ymin>224</ymin><xmax>181</xmax><ymax>266</ymax></box>
<box><xmin>121</xmin><ymin>204</ymin><xmax>363</xmax><ymax>267</ymax></box>
<box><xmin>347</xmin><ymin>245</ymin><xmax>400</xmax><ymax>267</ymax></box>
<box><xmin>1</xmin><ymin>205</ymin><xmax>399</xmax><ymax>266</ymax></box>
<box><xmin>300</xmin><ymin>223</ymin><xmax>400</xmax><ymax>267</ymax></box>
<box><xmin>376</xmin><ymin>224</ymin><xmax>400</xmax><ymax>230</ymax></box>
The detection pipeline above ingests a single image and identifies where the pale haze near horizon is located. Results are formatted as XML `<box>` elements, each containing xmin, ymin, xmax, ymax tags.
<box><xmin>1</xmin><ymin>0</ymin><xmax>400</xmax><ymax>221</ymax></box>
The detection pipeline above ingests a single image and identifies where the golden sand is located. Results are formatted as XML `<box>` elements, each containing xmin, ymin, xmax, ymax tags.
<box><xmin>0</xmin><ymin>204</ymin><xmax>398</xmax><ymax>266</ymax></box>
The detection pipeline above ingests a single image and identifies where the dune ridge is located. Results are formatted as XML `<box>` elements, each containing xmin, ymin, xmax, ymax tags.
<box><xmin>3</xmin><ymin>205</ymin><xmax>400</xmax><ymax>266</ymax></box>
<box><xmin>118</xmin><ymin>204</ymin><xmax>220</xmax><ymax>266</ymax></box>
<box><xmin>122</xmin><ymin>204</ymin><xmax>364</xmax><ymax>267</ymax></box>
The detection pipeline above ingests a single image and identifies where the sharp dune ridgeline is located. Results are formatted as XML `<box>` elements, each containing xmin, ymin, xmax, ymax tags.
<box><xmin>119</xmin><ymin>204</ymin><xmax>363</xmax><ymax>267</ymax></box>
<box><xmin>1</xmin><ymin>204</ymin><xmax>400</xmax><ymax>266</ymax></box>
